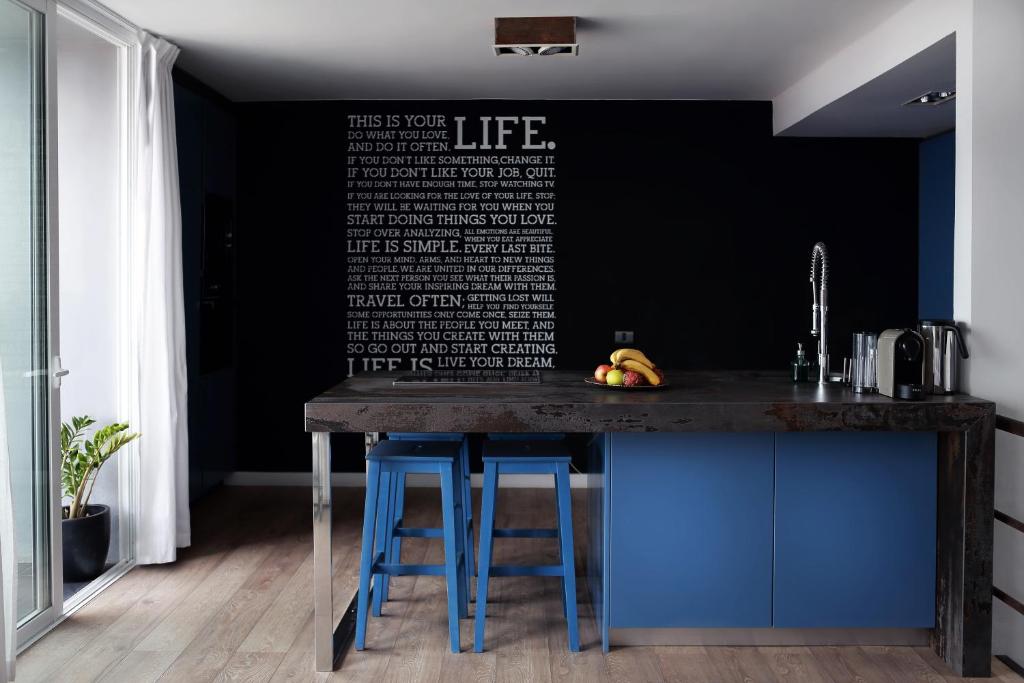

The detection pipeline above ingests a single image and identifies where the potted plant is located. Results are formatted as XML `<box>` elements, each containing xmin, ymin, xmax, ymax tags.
<box><xmin>61</xmin><ymin>416</ymin><xmax>139</xmax><ymax>582</ymax></box>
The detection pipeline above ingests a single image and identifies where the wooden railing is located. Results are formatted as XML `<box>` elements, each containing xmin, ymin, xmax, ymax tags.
<box><xmin>994</xmin><ymin>414</ymin><xmax>1024</xmax><ymax>678</ymax></box>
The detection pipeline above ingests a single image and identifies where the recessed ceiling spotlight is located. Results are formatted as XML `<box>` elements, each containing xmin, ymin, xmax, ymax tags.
<box><xmin>494</xmin><ymin>17</ymin><xmax>579</xmax><ymax>56</ymax></box>
<box><xmin>904</xmin><ymin>90</ymin><xmax>956</xmax><ymax>106</ymax></box>
<box><xmin>497</xmin><ymin>46</ymin><xmax>534</xmax><ymax>56</ymax></box>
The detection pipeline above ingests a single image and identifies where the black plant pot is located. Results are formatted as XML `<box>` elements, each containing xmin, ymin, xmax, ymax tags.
<box><xmin>62</xmin><ymin>504</ymin><xmax>111</xmax><ymax>582</ymax></box>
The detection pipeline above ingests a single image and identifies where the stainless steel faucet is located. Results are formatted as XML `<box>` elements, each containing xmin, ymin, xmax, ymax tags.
<box><xmin>809</xmin><ymin>242</ymin><xmax>829</xmax><ymax>384</ymax></box>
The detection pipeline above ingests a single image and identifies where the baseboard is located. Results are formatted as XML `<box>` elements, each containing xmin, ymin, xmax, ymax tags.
<box><xmin>608</xmin><ymin>627</ymin><xmax>931</xmax><ymax>647</ymax></box>
<box><xmin>997</xmin><ymin>655</ymin><xmax>1024</xmax><ymax>678</ymax></box>
<box><xmin>224</xmin><ymin>471</ymin><xmax>590</xmax><ymax>488</ymax></box>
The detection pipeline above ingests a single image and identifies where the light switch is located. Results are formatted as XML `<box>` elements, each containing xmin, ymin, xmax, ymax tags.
<box><xmin>614</xmin><ymin>330</ymin><xmax>635</xmax><ymax>344</ymax></box>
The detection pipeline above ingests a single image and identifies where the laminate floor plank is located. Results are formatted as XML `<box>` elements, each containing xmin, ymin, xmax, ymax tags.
<box><xmin>19</xmin><ymin>488</ymin><xmax>266</xmax><ymax>683</ymax></box>
<box><xmin>156</xmin><ymin>501</ymin><xmax>313</xmax><ymax>681</ymax></box>
<box><xmin>18</xmin><ymin>486</ymin><xmax>1021</xmax><ymax>683</ymax></box>
<box><xmin>269</xmin><ymin>489</ymin><xmax>385</xmax><ymax>683</ymax></box>
<box><xmin>808</xmin><ymin>645</ymin><xmax>884</xmax><ymax>683</ymax></box>
<box><xmin>266</xmin><ymin>614</ymin><xmax>330</xmax><ymax>683</ymax></box>
<box><xmin>862</xmin><ymin>646</ymin><xmax>948</xmax><ymax>683</ymax></box>
<box><xmin>492</xmin><ymin>489</ymin><xmax>555</xmax><ymax>683</ymax></box>
<box><xmin>137</xmin><ymin>494</ymin><xmax>309</xmax><ymax>657</ymax></box>
<box><xmin>707</xmin><ymin>645</ymin><xmax>785</xmax><ymax>683</ymax></box>
<box><xmin>913</xmin><ymin>646</ymin><xmax>1018</xmax><ymax>683</ymax></box>
<box><xmin>760</xmin><ymin>646</ymin><xmax>837</xmax><ymax>683</ymax></box>
<box><xmin>14</xmin><ymin>488</ymin><xmax>257</xmax><ymax>682</ymax></box>
<box><xmin>260</xmin><ymin>487</ymin><xmax>364</xmax><ymax>682</ymax></box>
<box><xmin>377</xmin><ymin>490</ymin><xmax>454</xmax><ymax>683</ymax></box>
<box><xmin>654</xmin><ymin>646</ymin><xmax>722</xmax><ymax>683</ymax></box>
<box><xmin>94</xmin><ymin>650</ymin><xmax>180</xmax><ymax>683</ymax></box>
<box><xmin>606</xmin><ymin>646</ymin><xmax>668</xmax><ymax>683</ymax></box>
<box><xmin>214</xmin><ymin>651</ymin><xmax>285</xmax><ymax>683</ymax></box>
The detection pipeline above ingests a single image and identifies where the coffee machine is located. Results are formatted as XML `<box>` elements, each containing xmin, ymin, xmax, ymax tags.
<box><xmin>919</xmin><ymin>320</ymin><xmax>969</xmax><ymax>394</ymax></box>
<box><xmin>877</xmin><ymin>328</ymin><xmax>926</xmax><ymax>400</ymax></box>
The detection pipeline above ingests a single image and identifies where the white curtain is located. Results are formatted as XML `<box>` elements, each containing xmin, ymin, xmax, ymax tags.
<box><xmin>0</xmin><ymin>357</ymin><xmax>15</xmax><ymax>682</ymax></box>
<box><xmin>132</xmin><ymin>31</ymin><xmax>190</xmax><ymax>564</ymax></box>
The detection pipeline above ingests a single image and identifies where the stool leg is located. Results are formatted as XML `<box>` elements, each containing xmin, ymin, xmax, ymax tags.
<box><xmin>451</xmin><ymin>460</ymin><xmax>469</xmax><ymax>619</ymax></box>
<box><xmin>555</xmin><ymin>462</ymin><xmax>580</xmax><ymax>652</ymax></box>
<box><xmin>356</xmin><ymin>460</ymin><xmax>382</xmax><ymax>650</ymax></box>
<box><xmin>381</xmin><ymin>472</ymin><xmax>404</xmax><ymax>604</ymax></box>
<box><xmin>439</xmin><ymin>462</ymin><xmax>462</xmax><ymax>653</ymax></box>
<box><xmin>553</xmin><ymin>475</ymin><xmax>566</xmax><ymax>619</ymax></box>
<box><xmin>372</xmin><ymin>471</ymin><xmax>393</xmax><ymax>617</ymax></box>
<box><xmin>461</xmin><ymin>440</ymin><xmax>475</xmax><ymax>585</ymax></box>
<box><xmin>473</xmin><ymin>461</ymin><xmax>499</xmax><ymax>652</ymax></box>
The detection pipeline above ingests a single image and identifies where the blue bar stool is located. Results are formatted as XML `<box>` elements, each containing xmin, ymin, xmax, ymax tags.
<box><xmin>384</xmin><ymin>433</ymin><xmax>473</xmax><ymax>605</ymax></box>
<box><xmin>355</xmin><ymin>439</ymin><xmax>469</xmax><ymax>653</ymax></box>
<box><xmin>474</xmin><ymin>439</ymin><xmax>579</xmax><ymax>652</ymax></box>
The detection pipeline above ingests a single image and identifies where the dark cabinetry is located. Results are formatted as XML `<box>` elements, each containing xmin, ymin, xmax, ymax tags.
<box><xmin>174</xmin><ymin>70</ymin><xmax>237</xmax><ymax>501</ymax></box>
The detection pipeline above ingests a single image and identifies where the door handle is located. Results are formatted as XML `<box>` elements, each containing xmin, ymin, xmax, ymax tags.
<box><xmin>52</xmin><ymin>355</ymin><xmax>69</xmax><ymax>388</ymax></box>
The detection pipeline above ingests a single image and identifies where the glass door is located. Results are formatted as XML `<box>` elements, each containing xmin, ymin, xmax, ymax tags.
<box><xmin>0</xmin><ymin>0</ymin><xmax>61</xmax><ymax>647</ymax></box>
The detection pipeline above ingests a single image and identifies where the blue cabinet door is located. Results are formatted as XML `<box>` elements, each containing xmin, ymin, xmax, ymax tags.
<box><xmin>608</xmin><ymin>433</ymin><xmax>774</xmax><ymax>628</ymax></box>
<box><xmin>773</xmin><ymin>432</ymin><xmax>937</xmax><ymax>628</ymax></box>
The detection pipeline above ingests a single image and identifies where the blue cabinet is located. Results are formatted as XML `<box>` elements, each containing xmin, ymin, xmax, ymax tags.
<box><xmin>608</xmin><ymin>433</ymin><xmax>775</xmax><ymax>628</ymax></box>
<box><xmin>773</xmin><ymin>432</ymin><xmax>937</xmax><ymax>628</ymax></box>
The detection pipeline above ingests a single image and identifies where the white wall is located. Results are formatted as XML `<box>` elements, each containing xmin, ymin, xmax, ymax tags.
<box><xmin>775</xmin><ymin>0</ymin><xmax>1024</xmax><ymax>664</ymax></box>
<box><xmin>772</xmin><ymin>0</ymin><xmax>974</xmax><ymax>323</ymax></box>
<box><xmin>966</xmin><ymin>0</ymin><xmax>1024</xmax><ymax>667</ymax></box>
<box><xmin>772</xmin><ymin>0</ymin><xmax>967</xmax><ymax>135</ymax></box>
<box><xmin>56</xmin><ymin>13</ymin><xmax>124</xmax><ymax>565</ymax></box>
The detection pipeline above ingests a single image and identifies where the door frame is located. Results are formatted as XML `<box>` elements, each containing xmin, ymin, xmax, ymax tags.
<box><xmin>15</xmin><ymin>0</ymin><xmax>143</xmax><ymax>650</ymax></box>
<box><xmin>12</xmin><ymin>0</ymin><xmax>63</xmax><ymax>649</ymax></box>
<box><xmin>53</xmin><ymin>0</ymin><xmax>141</xmax><ymax>618</ymax></box>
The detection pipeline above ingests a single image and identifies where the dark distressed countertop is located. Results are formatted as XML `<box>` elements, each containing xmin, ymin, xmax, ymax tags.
<box><xmin>304</xmin><ymin>370</ymin><xmax>994</xmax><ymax>433</ymax></box>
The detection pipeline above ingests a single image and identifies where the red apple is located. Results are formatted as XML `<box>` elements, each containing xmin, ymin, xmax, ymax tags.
<box><xmin>623</xmin><ymin>370</ymin><xmax>646</xmax><ymax>387</ymax></box>
<box><xmin>594</xmin><ymin>364</ymin><xmax>613</xmax><ymax>383</ymax></box>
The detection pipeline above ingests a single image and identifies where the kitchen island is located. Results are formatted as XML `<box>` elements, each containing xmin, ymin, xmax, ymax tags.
<box><xmin>305</xmin><ymin>370</ymin><xmax>995</xmax><ymax>677</ymax></box>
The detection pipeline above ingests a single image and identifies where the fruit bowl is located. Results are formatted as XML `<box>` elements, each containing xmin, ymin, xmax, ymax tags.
<box><xmin>584</xmin><ymin>377</ymin><xmax>669</xmax><ymax>390</ymax></box>
<box><xmin>592</xmin><ymin>348</ymin><xmax>667</xmax><ymax>389</ymax></box>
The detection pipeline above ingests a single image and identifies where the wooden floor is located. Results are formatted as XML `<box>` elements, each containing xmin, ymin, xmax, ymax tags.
<box><xmin>17</xmin><ymin>486</ymin><xmax>1022</xmax><ymax>683</ymax></box>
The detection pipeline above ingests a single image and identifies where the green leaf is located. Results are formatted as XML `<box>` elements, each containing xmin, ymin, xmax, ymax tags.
<box><xmin>60</xmin><ymin>417</ymin><xmax>139</xmax><ymax>509</ymax></box>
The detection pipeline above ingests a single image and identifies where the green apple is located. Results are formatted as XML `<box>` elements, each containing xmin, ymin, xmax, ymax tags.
<box><xmin>605</xmin><ymin>369</ymin><xmax>624</xmax><ymax>386</ymax></box>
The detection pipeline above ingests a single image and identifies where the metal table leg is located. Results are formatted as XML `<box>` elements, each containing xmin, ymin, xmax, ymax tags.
<box><xmin>312</xmin><ymin>432</ymin><xmax>334</xmax><ymax>671</ymax></box>
<box><xmin>312</xmin><ymin>431</ymin><xmax>380</xmax><ymax>672</ymax></box>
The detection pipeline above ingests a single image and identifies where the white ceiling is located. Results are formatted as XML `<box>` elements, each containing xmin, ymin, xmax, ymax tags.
<box><xmin>780</xmin><ymin>33</ymin><xmax>955</xmax><ymax>137</ymax></box>
<box><xmin>101</xmin><ymin>0</ymin><xmax>915</xmax><ymax>102</ymax></box>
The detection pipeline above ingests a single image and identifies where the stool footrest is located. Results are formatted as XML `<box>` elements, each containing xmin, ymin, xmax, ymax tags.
<box><xmin>394</xmin><ymin>527</ymin><xmax>444</xmax><ymax>538</ymax></box>
<box><xmin>375</xmin><ymin>563</ymin><xmax>447</xmax><ymax>576</ymax></box>
<box><xmin>487</xmin><ymin>564</ymin><xmax>565</xmax><ymax>577</ymax></box>
<box><xmin>493</xmin><ymin>528</ymin><xmax>558</xmax><ymax>538</ymax></box>
<box><xmin>372</xmin><ymin>550</ymin><xmax>464</xmax><ymax>577</ymax></box>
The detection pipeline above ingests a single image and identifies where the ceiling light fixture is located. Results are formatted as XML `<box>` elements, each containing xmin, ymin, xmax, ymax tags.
<box><xmin>903</xmin><ymin>90</ymin><xmax>956</xmax><ymax>106</ymax></box>
<box><xmin>494</xmin><ymin>17</ymin><xmax>579</xmax><ymax>56</ymax></box>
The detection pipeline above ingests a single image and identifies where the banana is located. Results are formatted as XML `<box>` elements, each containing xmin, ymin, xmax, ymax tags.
<box><xmin>619</xmin><ymin>359</ymin><xmax>662</xmax><ymax>386</ymax></box>
<box><xmin>610</xmin><ymin>348</ymin><xmax>656</xmax><ymax>369</ymax></box>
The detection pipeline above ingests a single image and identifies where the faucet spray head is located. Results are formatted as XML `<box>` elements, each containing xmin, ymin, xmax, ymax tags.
<box><xmin>809</xmin><ymin>242</ymin><xmax>829</xmax><ymax>337</ymax></box>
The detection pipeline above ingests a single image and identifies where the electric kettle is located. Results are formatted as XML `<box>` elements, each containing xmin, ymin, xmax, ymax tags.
<box><xmin>919</xmin><ymin>320</ymin><xmax>969</xmax><ymax>394</ymax></box>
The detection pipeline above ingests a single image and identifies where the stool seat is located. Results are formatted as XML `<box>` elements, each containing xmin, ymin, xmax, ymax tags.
<box><xmin>367</xmin><ymin>440</ymin><xmax>458</xmax><ymax>461</ymax></box>
<box><xmin>486</xmin><ymin>432</ymin><xmax>566</xmax><ymax>440</ymax></box>
<box><xmin>482</xmin><ymin>440</ymin><xmax>571</xmax><ymax>460</ymax></box>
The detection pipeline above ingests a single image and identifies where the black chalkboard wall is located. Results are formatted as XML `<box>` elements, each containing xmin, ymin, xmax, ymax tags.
<box><xmin>235</xmin><ymin>100</ymin><xmax>918</xmax><ymax>472</ymax></box>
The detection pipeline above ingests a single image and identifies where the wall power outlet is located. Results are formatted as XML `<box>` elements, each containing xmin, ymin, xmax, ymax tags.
<box><xmin>614</xmin><ymin>330</ymin><xmax>635</xmax><ymax>344</ymax></box>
